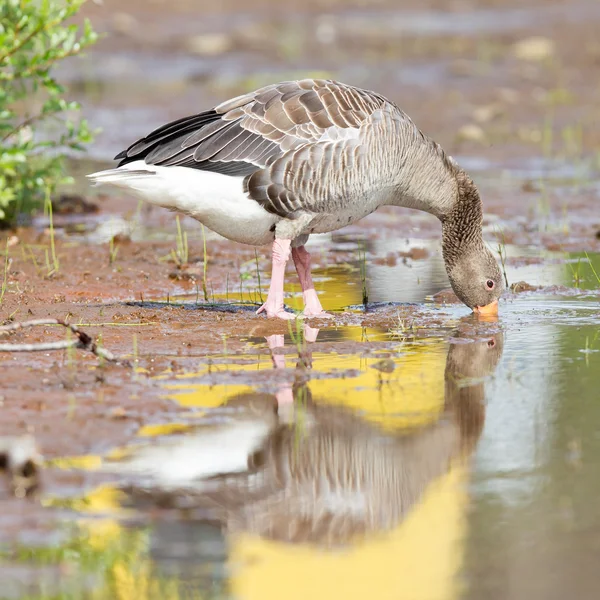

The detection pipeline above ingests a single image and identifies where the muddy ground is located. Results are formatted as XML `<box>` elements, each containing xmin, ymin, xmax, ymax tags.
<box><xmin>1</xmin><ymin>0</ymin><xmax>600</xmax><ymax>599</ymax></box>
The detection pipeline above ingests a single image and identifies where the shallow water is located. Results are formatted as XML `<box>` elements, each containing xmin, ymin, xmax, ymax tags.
<box><xmin>3</xmin><ymin>283</ymin><xmax>599</xmax><ymax>599</ymax></box>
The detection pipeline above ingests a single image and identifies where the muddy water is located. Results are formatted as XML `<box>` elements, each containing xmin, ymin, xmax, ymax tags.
<box><xmin>2</xmin><ymin>0</ymin><xmax>600</xmax><ymax>597</ymax></box>
<box><xmin>1</xmin><ymin>249</ymin><xmax>599</xmax><ymax>599</ymax></box>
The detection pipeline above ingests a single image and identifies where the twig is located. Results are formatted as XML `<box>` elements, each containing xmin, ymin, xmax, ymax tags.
<box><xmin>0</xmin><ymin>319</ymin><xmax>130</xmax><ymax>365</ymax></box>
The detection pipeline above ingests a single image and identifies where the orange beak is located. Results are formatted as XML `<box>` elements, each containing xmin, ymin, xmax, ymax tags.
<box><xmin>473</xmin><ymin>300</ymin><xmax>499</xmax><ymax>317</ymax></box>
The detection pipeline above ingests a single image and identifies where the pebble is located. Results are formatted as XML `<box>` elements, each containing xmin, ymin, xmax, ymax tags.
<box><xmin>185</xmin><ymin>34</ymin><xmax>232</xmax><ymax>56</ymax></box>
<box><xmin>512</xmin><ymin>36</ymin><xmax>555</xmax><ymax>61</ymax></box>
<box><xmin>457</xmin><ymin>124</ymin><xmax>486</xmax><ymax>143</ymax></box>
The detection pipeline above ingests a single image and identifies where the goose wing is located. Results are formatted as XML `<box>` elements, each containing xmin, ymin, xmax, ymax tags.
<box><xmin>116</xmin><ymin>79</ymin><xmax>386</xmax><ymax>170</ymax></box>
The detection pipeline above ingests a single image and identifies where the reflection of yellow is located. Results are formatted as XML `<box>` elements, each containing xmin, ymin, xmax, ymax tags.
<box><xmin>230</xmin><ymin>466</ymin><xmax>467</xmax><ymax>600</ymax></box>
<box><xmin>50</xmin><ymin>454</ymin><xmax>103</xmax><ymax>470</ymax></box>
<box><xmin>207</xmin><ymin>263</ymin><xmax>362</xmax><ymax>313</ymax></box>
<box><xmin>161</xmin><ymin>326</ymin><xmax>447</xmax><ymax>430</ymax></box>
<box><xmin>160</xmin><ymin>356</ymin><xmax>273</xmax><ymax>407</ymax></box>
<box><xmin>222</xmin><ymin>337</ymin><xmax>462</xmax><ymax>600</ymax></box>
<box><xmin>136</xmin><ymin>422</ymin><xmax>196</xmax><ymax>437</ymax></box>
<box><xmin>40</xmin><ymin>330</ymin><xmax>466</xmax><ymax>600</ymax></box>
<box><xmin>287</xmin><ymin>264</ymin><xmax>364</xmax><ymax>312</ymax></box>
<box><xmin>155</xmin><ymin>333</ymin><xmax>463</xmax><ymax>600</ymax></box>
<box><xmin>309</xmin><ymin>341</ymin><xmax>447</xmax><ymax>430</ymax></box>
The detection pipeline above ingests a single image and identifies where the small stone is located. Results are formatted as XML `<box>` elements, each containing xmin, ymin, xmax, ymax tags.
<box><xmin>498</xmin><ymin>88</ymin><xmax>520</xmax><ymax>104</ymax></box>
<box><xmin>185</xmin><ymin>34</ymin><xmax>232</xmax><ymax>56</ymax></box>
<box><xmin>110</xmin><ymin>407</ymin><xmax>127</xmax><ymax>419</ymax></box>
<box><xmin>510</xmin><ymin>281</ymin><xmax>541</xmax><ymax>293</ymax></box>
<box><xmin>473</xmin><ymin>104</ymin><xmax>502</xmax><ymax>124</ymax></box>
<box><xmin>371</xmin><ymin>358</ymin><xmax>396</xmax><ymax>374</ymax></box>
<box><xmin>521</xmin><ymin>180</ymin><xmax>540</xmax><ymax>193</ymax></box>
<box><xmin>512</xmin><ymin>37</ymin><xmax>555</xmax><ymax>62</ymax></box>
<box><xmin>457</xmin><ymin>124</ymin><xmax>485</xmax><ymax>143</ymax></box>
<box><xmin>399</xmin><ymin>247</ymin><xmax>429</xmax><ymax>260</ymax></box>
<box><xmin>432</xmin><ymin>288</ymin><xmax>461</xmax><ymax>304</ymax></box>
<box><xmin>112</xmin><ymin>13</ymin><xmax>138</xmax><ymax>36</ymax></box>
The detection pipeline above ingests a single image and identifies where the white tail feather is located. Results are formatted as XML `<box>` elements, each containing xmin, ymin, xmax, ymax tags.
<box><xmin>85</xmin><ymin>160</ymin><xmax>277</xmax><ymax>245</ymax></box>
<box><xmin>87</xmin><ymin>161</ymin><xmax>158</xmax><ymax>186</ymax></box>
<box><xmin>87</xmin><ymin>168</ymin><xmax>156</xmax><ymax>184</ymax></box>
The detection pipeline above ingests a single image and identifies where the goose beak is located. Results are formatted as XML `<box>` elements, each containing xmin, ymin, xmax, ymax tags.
<box><xmin>474</xmin><ymin>300</ymin><xmax>499</xmax><ymax>317</ymax></box>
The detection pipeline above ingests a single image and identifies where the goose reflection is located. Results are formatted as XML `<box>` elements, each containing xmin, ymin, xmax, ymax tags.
<box><xmin>114</xmin><ymin>325</ymin><xmax>503</xmax><ymax>548</ymax></box>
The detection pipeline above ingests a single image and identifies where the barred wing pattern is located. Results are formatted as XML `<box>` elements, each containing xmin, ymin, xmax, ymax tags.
<box><xmin>115</xmin><ymin>79</ymin><xmax>393</xmax><ymax>218</ymax></box>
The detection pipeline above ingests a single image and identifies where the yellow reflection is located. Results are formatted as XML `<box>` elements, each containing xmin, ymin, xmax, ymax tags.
<box><xmin>230</xmin><ymin>466</ymin><xmax>467</xmax><ymax>600</ymax></box>
<box><xmin>137</xmin><ymin>422</ymin><xmax>196</xmax><ymax>437</ymax></box>
<box><xmin>43</xmin><ymin>479</ymin><xmax>182</xmax><ymax>599</ymax></box>
<box><xmin>38</xmin><ymin>326</ymin><xmax>500</xmax><ymax>600</ymax></box>
<box><xmin>308</xmin><ymin>342</ymin><xmax>447</xmax><ymax>430</ymax></box>
<box><xmin>287</xmin><ymin>264</ymin><xmax>363</xmax><ymax>312</ymax></box>
<box><xmin>50</xmin><ymin>454</ymin><xmax>103</xmax><ymax>470</ymax></box>
<box><xmin>161</xmin><ymin>335</ymin><xmax>448</xmax><ymax>430</ymax></box>
<box><xmin>208</xmin><ymin>262</ymin><xmax>361</xmax><ymax>313</ymax></box>
<box><xmin>153</xmin><ymin>332</ymin><xmax>458</xmax><ymax>600</ymax></box>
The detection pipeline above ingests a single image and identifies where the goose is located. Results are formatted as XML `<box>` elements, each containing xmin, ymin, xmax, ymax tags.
<box><xmin>88</xmin><ymin>79</ymin><xmax>503</xmax><ymax>319</ymax></box>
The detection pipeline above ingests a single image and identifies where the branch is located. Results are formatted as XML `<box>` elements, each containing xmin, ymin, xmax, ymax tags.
<box><xmin>0</xmin><ymin>319</ymin><xmax>131</xmax><ymax>365</ymax></box>
<box><xmin>0</xmin><ymin>20</ymin><xmax>49</xmax><ymax>65</ymax></box>
<box><xmin>1</xmin><ymin>45</ymin><xmax>85</xmax><ymax>82</ymax></box>
<box><xmin>1</xmin><ymin>111</ymin><xmax>42</xmax><ymax>143</ymax></box>
<box><xmin>0</xmin><ymin>5</ymin><xmax>77</xmax><ymax>65</ymax></box>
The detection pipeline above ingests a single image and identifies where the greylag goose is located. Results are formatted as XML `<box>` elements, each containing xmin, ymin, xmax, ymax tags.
<box><xmin>88</xmin><ymin>79</ymin><xmax>503</xmax><ymax>318</ymax></box>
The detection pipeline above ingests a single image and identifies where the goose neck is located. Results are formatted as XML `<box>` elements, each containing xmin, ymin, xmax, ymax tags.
<box><xmin>441</xmin><ymin>172</ymin><xmax>484</xmax><ymax>270</ymax></box>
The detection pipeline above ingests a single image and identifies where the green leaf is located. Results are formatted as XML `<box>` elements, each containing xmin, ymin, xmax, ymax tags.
<box><xmin>0</xmin><ymin>0</ymin><xmax>99</xmax><ymax>226</ymax></box>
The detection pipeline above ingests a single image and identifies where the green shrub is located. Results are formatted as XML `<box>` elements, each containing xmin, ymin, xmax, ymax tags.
<box><xmin>0</xmin><ymin>0</ymin><xmax>98</xmax><ymax>225</ymax></box>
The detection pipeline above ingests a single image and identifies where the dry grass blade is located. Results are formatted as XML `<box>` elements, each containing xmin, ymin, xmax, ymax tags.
<box><xmin>0</xmin><ymin>318</ymin><xmax>130</xmax><ymax>365</ymax></box>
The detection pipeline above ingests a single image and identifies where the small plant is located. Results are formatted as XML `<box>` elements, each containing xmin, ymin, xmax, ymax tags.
<box><xmin>358</xmin><ymin>241</ymin><xmax>368</xmax><ymax>307</ymax></box>
<box><xmin>569</xmin><ymin>257</ymin><xmax>582</xmax><ymax>288</ymax></box>
<box><xmin>201</xmin><ymin>224</ymin><xmax>209</xmax><ymax>302</ymax></box>
<box><xmin>495</xmin><ymin>229</ymin><xmax>509</xmax><ymax>289</ymax></box>
<box><xmin>108</xmin><ymin>234</ymin><xmax>119</xmax><ymax>265</ymax></box>
<box><xmin>254</xmin><ymin>249</ymin><xmax>264</xmax><ymax>304</ymax></box>
<box><xmin>0</xmin><ymin>240</ymin><xmax>10</xmax><ymax>305</ymax></box>
<box><xmin>43</xmin><ymin>190</ymin><xmax>59</xmax><ymax>275</ymax></box>
<box><xmin>541</xmin><ymin>109</ymin><xmax>554</xmax><ymax>158</ymax></box>
<box><xmin>0</xmin><ymin>0</ymin><xmax>99</xmax><ymax>225</ymax></box>
<box><xmin>391</xmin><ymin>313</ymin><xmax>417</xmax><ymax>339</ymax></box>
<box><xmin>585</xmin><ymin>252</ymin><xmax>600</xmax><ymax>286</ymax></box>
<box><xmin>170</xmin><ymin>215</ymin><xmax>189</xmax><ymax>266</ymax></box>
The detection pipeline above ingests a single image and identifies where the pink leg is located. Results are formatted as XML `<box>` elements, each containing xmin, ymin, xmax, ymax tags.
<box><xmin>257</xmin><ymin>239</ymin><xmax>296</xmax><ymax>320</ymax></box>
<box><xmin>265</xmin><ymin>332</ymin><xmax>294</xmax><ymax>417</ymax></box>
<box><xmin>266</xmin><ymin>324</ymin><xmax>320</xmax><ymax>419</ymax></box>
<box><xmin>266</xmin><ymin>334</ymin><xmax>286</xmax><ymax>369</ymax></box>
<box><xmin>292</xmin><ymin>246</ymin><xmax>327</xmax><ymax>317</ymax></box>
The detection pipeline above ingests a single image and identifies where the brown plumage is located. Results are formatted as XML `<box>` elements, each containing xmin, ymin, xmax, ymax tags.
<box><xmin>90</xmin><ymin>78</ymin><xmax>504</xmax><ymax>317</ymax></box>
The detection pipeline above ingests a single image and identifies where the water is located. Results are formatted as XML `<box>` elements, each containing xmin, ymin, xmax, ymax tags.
<box><xmin>4</xmin><ymin>278</ymin><xmax>599</xmax><ymax>599</ymax></box>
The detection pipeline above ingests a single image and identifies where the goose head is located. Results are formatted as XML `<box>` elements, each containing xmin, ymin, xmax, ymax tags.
<box><xmin>446</xmin><ymin>244</ymin><xmax>504</xmax><ymax>315</ymax></box>
<box><xmin>442</xmin><ymin>172</ymin><xmax>504</xmax><ymax>315</ymax></box>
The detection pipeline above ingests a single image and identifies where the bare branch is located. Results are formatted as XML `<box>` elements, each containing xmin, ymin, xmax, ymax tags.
<box><xmin>0</xmin><ymin>319</ymin><xmax>130</xmax><ymax>365</ymax></box>
<box><xmin>0</xmin><ymin>340</ymin><xmax>76</xmax><ymax>352</ymax></box>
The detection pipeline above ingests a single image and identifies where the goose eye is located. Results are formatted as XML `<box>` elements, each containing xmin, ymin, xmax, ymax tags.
<box><xmin>486</xmin><ymin>279</ymin><xmax>495</xmax><ymax>290</ymax></box>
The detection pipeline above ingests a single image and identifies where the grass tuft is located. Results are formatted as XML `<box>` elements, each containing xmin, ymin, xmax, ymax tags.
<box><xmin>0</xmin><ymin>239</ymin><xmax>9</xmax><ymax>306</ymax></box>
